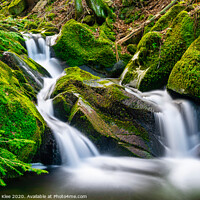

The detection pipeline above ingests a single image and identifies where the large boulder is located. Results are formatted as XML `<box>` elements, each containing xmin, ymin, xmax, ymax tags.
<box><xmin>2</xmin><ymin>52</ymin><xmax>50</xmax><ymax>93</ymax></box>
<box><xmin>52</xmin><ymin>67</ymin><xmax>163</xmax><ymax>158</ymax></box>
<box><xmin>53</xmin><ymin>19</ymin><xmax>129</xmax><ymax>76</ymax></box>
<box><xmin>167</xmin><ymin>36</ymin><xmax>200</xmax><ymax>101</ymax></box>
<box><xmin>0</xmin><ymin>30</ymin><xmax>27</xmax><ymax>55</ymax></box>
<box><xmin>121</xmin><ymin>8</ymin><xmax>197</xmax><ymax>92</ymax></box>
<box><xmin>0</xmin><ymin>60</ymin><xmax>45</xmax><ymax>163</ymax></box>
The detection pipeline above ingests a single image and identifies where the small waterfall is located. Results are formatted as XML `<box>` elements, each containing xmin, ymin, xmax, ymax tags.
<box><xmin>25</xmin><ymin>34</ymin><xmax>99</xmax><ymax>166</ymax></box>
<box><xmin>25</xmin><ymin>34</ymin><xmax>199</xmax><ymax>163</ymax></box>
<box><xmin>4</xmin><ymin>34</ymin><xmax>200</xmax><ymax>198</ymax></box>
<box><xmin>126</xmin><ymin>88</ymin><xmax>199</xmax><ymax>158</ymax></box>
<box><xmin>24</xmin><ymin>34</ymin><xmax>63</xmax><ymax>78</ymax></box>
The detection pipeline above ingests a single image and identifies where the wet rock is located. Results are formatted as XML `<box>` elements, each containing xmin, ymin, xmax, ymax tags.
<box><xmin>53</xmin><ymin>92</ymin><xmax>78</xmax><ymax>122</ymax></box>
<box><xmin>109</xmin><ymin>60</ymin><xmax>126</xmax><ymax>78</ymax></box>
<box><xmin>2</xmin><ymin>52</ymin><xmax>50</xmax><ymax>92</ymax></box>
<box><xmin>52</xmin><ymin>67</ymin><xmax>164</xmax><ymax>158</ymax></box>
<box><xmin>33</xmin><ymin>127</ymin><xmax>61</xmax><ymax>165</ymax></box>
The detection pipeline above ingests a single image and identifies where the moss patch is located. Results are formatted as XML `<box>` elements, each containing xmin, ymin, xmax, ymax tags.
<box><xmin>122</xmin><ymin>32</ymin><xmax>161</xmax><ymax>86</ymax></box>
<box><xmin>167</xmin><ymin>35</ymin><xmax>200</xmax><ymax>100</ymax></box>
<box><xmin>0</xmin><ymin>30</ymin><xmax>26</xmax><ymax>56</ymax></box>
<box><xmin>151</xmin><ymin>4</ymin><xmax>185</xmax><ymax>32</ymax></box>
<box><xmin>0</xmin><ymin>60</ymin><xmax>46</xmax><ymax>184</ymax></box>
<box><xmin>53</xmin><ymin>19</ymin><xmax>117</xmax><ymax>73</ymax></box>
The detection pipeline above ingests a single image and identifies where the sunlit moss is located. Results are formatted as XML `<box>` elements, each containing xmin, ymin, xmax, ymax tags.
<box><xmin>168</xmin><ymin>36</ymin><xmax>200</xmax><ymax>100</ymax></box>
<box><xmin>53</xmin><ymin>19</ymin><xmax>116</xmax><ymax>72</ymax></box>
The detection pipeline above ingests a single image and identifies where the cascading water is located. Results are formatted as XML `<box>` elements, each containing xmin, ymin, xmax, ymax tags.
<box><xmin>3</xmin><ymin>34</ymin><xmax>200</xmax><ymax>199</ymax></box>
<box><xmin>24</xmin><ymin>34</ymin><xmax>99</xmax><ymax>166</ymax></box>
<box><xmin>125</xmin><ymin>88</ymin><xmax>199</xmax><ymax>158</ymax></box>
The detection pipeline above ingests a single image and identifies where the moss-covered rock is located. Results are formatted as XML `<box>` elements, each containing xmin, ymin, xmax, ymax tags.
<box><xmin>52</xmin><ymin>67</ymin><xmax>162</xmax><ymax>158</ymax></box>
<box><xmin>121</xmin><ymin>10</ymin><xmax>197</xmax><ymax>91</ymax></box>
<box><xmin>151</xmin><ymin>4</ymin><xmax>185</xmax><ymax>32</ymax></box>
<box><xmin>167</xmin><ymin>35</ymin><xmax>200</xmax><ymax>100</ymax></box>
<box><xmin>53</xmin><ymin>92</ymin><xmax>78</xmax><ymax>121</ymax></box>
<box><xmin>8</xmin><ymin>0</ymin><xmax>27</xmax><ymax>15</ymax></box>
<box><xmin>2</xmin><ymin>52</ymin><xmax>50</xmax><ymax>92</ymax></box>
<box><xmin>53</xmin><ymin>19</ymin><xmax>117</xmax><ymax>74</ymax></box>
<box><xmin>0</xmin><ymin>60</ymin><xmax>46</xmax><ymax>182</ymax></box>
<box><xmin>0</xmin><ymin>30</ymin><xmax>27</xmax><ymax>57</ymax></box>
<box><xmin>121</xmin><ymin>31</ymin><xmax>162</xmax><ymax>87</ymax></box>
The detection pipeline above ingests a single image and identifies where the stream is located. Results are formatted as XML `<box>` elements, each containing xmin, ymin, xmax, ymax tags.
<box><xmin>1</xmin><ymin>34</ymin><xmax>200</xmax><ymax>200</ymax></box>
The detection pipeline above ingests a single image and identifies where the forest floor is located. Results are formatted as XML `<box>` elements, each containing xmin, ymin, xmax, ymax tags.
<box><xmin>27</xmin><ymin>0</ymin><xmax>172</xmax><ymax>41</ymax></box>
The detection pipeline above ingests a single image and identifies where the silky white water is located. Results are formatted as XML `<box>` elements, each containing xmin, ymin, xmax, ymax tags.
<box><xmin>129</xmin><ymin>89</ymin><xmax>199</xmax><ymax>158</ymax></box>
<box><xmin>5</xmin><ymin>34</ymin><xmax>199</xmax><ymax>198</ymax></box>
<box><xmin>24</xmin><ymin>33</ymin><xmax>99</xmax><ymax>166</ymax></box>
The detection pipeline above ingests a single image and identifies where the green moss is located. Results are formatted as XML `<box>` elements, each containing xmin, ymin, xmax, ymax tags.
<box><xmin>47</xmin><ymin>13</ymin><xmax>56</xmax><ymax>21</ymax></box>
<box><xmin>0</xmin><ymin>60</ymin><xmax>46</xmax><ymax>183</ymax></box>
<box><xmin>167</xmin><ymin>35</ymin><xmax>200</xmax><ymax>99</ymax></box>
<box><xmin>0</xmin><ymin>30</ymin><xmax>26</xmax><ymax>56</ymax></box>
<box><xmin>13</xmin><ymin>53</ymin><xmax>50</xmax><ymax>77</ymax></box>
<box><xmin>0</xmin><ymin>147</ymin><xmax>47</xmax><ymax>186</ymax></box>
<box><xmin>53</xmin><ymin>67</ymin><xmax>100</xmax><ymax>96</ymax></box>
<box><xmin>24</xmin><ymin>21</ymin><xmax>38</xmax><ymax>30</ymax></box>
<box><xmin>139</xmin><ymin>11</ymin><xmax>195</xmax><ymax>91</ymax></box>
<box><xmin>107</xmin><ymin>117</ymin><xmax>149</xmax><ymax>142</ymax></box>
<box><xmin>53</xmin><ymin>67</ymin><xmax>151</xmax><ymax>156</ymax></box>
<box><xmin>53</xmin><ymin>19</ymin><xmax>116</xmax><ymax>71</ymax></box>
<box><xmin>122</xmin><ymin>11</ymin><xmax>196</xmax><ymax>91</ymax></box>
<box><xmin>82</xmin><ymin>15</ymin><xmax>95</xmax><ymax>26</ymax></box>
<box><xmin>0</xmin><ymin>17</ymin><xmax>26</xmax><ymax>32</ymax></box>
<box><xmin>30</xmin><ymin>29</ymin><xmax>41</xmax><ymax>34</ymax></box>
<box><xmin>13</xmin><ymin>70</ymin><xmax>36</xmax><ymax>100</ymax></box>
<box><xmin>122</xmin><ymin>32</ymin><xmax>161</xmax><ymax>86</ymax></box>
<box><xmin>151</xmin><ymin>5</ymin><xmax>185</xmax><ymax>32</ymax></box>
<box><xmin>119</xmin><ymin>53</ymin><xmax>132</xmax><ymax>66</ymax></box>
<box><xmin>99</xmin><ymin>21</ymin><xmax>116</xmax><ymax>41</ymax></box>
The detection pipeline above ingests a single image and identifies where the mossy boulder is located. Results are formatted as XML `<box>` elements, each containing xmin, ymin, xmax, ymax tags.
<box><xmin>121</xmin><ymin>31</ymin><xmax>162</xmax><ymax>88</ymax></box>
<box><xmin>52</xmin><ymin>67</ymin><xmax>163</xmax><ymax>158</ymax></box>
<box><xmin>53</xmin><ymin>19</ymin><xmax>117</xmax><ymax>75</ymax></box>
<box><xmin>2</xmin><ymin>52</ymin><xmax>50</xmax><ymax>92</ymax></box>
<box><xmin>8</xmin><ymin>0</ymin><xmax>27</xmax><ymax>15</ymax></box>
<box><xmin>0</xmin><ymin>60</ymin><xmax>50</xmax><ymax>185</ymax></box>
<box><xmin>121</xmin><ymin>10</ymin><xmax>197</xmax><ymax>91</ymax></box>
<box><xmin>167</xmin><ymin>36</ymin><xmax>200</xmax><ymax>100</ymax></box>
<box><xmin>151</xmin><ymin>4</ymin><xmax>185</xmax><ymax>32</ymax></box>
<box><xmin>0</xmin><ymin>30</ymin><xmax>27</xmax><ymax>57</ymax></box>
<box><xmin>0</xmin><ymin>60</ymin><xmax>45</xmax><ymax>164</ymax></box>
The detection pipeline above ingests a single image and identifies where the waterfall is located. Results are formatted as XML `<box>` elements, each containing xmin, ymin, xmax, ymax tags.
<box><xmin>126</xmin><ymin>88</ymin><xmax>199</xmax><ymax>158</ymax></box>
<box><xmin>4</xmin><ymin>34</ymin><xmax>200</xmax><ymax>197</ymax></box>
<box><xmin>25</xmin><ymin>34</ymin><xmax>99</xmax><ymax>166</ymax></box>
<box><xmin>24</xmin><ymin>33</ymin><xmax>199</xmax><ymax>163</ymax></box>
